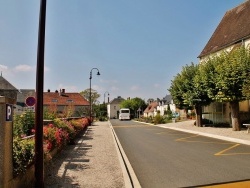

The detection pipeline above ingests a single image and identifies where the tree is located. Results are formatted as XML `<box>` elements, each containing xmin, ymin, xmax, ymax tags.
<box><xmin>80</xmin><ymin>88</ymin><xmax>100</xmax><ymax>105</ymax></box>
<box><xmin>120</xmin><ymin>97</ymin><xmax>147</xmax><ymax>118</ymax></box>
<box><xmin>169</xmin><ymin>63</ymin><xmax>212</xmax><ymax>127</ymax></box>
<box><xmin>201</xmin><ymin>46</ymin><xmax>250</xmax><ymax>131</ymax></box>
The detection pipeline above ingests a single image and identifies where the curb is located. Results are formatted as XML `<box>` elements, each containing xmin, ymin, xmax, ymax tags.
<box><xmin>109</xmin><ymin>121</ymin><xmax>141</xmax><ymax>188</ymax></box>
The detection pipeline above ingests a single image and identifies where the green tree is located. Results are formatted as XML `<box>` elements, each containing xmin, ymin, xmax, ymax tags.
<box><xmin>120</xmin><ymin>97</ymin><xmax>147</xmax><ymax>118</ymax></box>
<box><xmin>201</xmin><ymin>46</ymin><xmax>250</xmax><ymax>131</ymax></box>
<box><xmin>169</xmin><ymin>63</ymin><xmax>212</xmax><ymax>127</ymax></box>
<box><xmin>93</xmin><ymin>103</ymin><xmax>108</xmax><ymax>120</ymax></box>
<box><xmin>80</xmin><ymin>88</ymin><xmax>100</xmax><ymax>105</ymax></box>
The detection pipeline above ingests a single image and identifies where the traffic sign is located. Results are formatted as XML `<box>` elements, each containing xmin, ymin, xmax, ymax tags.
<box><xmin>26</xmin><ymin>96</ymin><xmax>36</xmax><ymax>106</ymax></box>
<box><xmin>6</xmin><ymin>104</ymin><xmax>13</xmax><ymax>121</ymax></box>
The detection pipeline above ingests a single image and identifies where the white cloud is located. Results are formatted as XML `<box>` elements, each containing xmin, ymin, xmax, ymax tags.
<box><xmin>14</xmin><ymin>64</ymin><xmax>34</xmax><ymax>72</ymax></box>
<box><xmin>0</xmin><ymin>64</ymin><xmax>8</xmax><ymax>70</ymax></box>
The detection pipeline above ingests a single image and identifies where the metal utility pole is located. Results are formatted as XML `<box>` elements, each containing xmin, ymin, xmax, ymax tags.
<box><xmin>35</xmin><ymin>0</ymin><xmax>46</xmax><ymax>187</ymax></box>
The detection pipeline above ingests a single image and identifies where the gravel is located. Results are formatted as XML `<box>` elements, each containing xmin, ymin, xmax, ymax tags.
<box><xmin>44</xmin><ymin>121</ymin><xmax>125</xmax><ymax>188</ymax></box>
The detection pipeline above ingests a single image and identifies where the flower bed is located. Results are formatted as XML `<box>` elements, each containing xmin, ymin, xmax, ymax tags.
<box><xmin>13</xmin><ymin>114</ymin><xmax>90</xmax><ymax>176</ymax></box>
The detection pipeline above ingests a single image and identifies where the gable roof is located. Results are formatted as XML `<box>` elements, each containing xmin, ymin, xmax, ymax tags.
<box><xmin>198</xmin><ymin>0</ymin><xmax>250</xmax><ymax>58</ymax></box>
<box><xmin>109</xmin><ymin>96</ymin><xmax>125</xmax><ymax>104</ymax></box>
<box><xmin>43</xmin><ymin>92</ymin><xmax>89</xmax><ymax>106</ymax></box>
<box><xmin>0</xmin><ymin>75</ymin><xmax>18</xmax><ymax>90</ymax></box>
<box><xmin>144</xmin><ymin>102</ymin><xmax>158</xmax><ymax>113</ymax></box>
<box><xmin>162</xmin><ymin>95</ymin><xmax>173</xmax><ymax>104</ymax></box>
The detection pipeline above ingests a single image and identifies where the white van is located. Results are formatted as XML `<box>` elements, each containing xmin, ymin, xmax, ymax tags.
<box><xmin>119</xmin><ymin>108</ymin><xmax>130</xmax><ymax>120</ymax></box>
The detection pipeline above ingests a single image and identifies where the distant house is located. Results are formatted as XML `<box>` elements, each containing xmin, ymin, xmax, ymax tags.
<box><xmin>107</xmin><ymin>96</ymin><xmax>125</xmax><ymax>119</ymax></box>
<box><xmin>43</xmin><ymin>89</ymin><xmax>90</xmax><ymax>117</ymax></box>
<box><xmin>198</xmin><ymin>0</ymin><xmax>250</xmax><ymax>123</ymax></box>
<box><xmin>143</xmin><ymin>101</ymin><xmax>158</xmax><ymax>117</ymax></box>
<box><xmin>0</xmin><ymin>75</ymin><xmax>18</xmax><ymax>101</ymax></box>
<box><xmin>143</xmin><ymin>95</ymin><xmax>189</xmax><ymax>119</ymax></box>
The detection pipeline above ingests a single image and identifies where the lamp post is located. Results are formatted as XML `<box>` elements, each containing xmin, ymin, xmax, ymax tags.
<box><xmin>89</xmin><ymin>68</ymin><xmax>100</xmax><ymax>123</ymax></box>
<box><xmin>104</xmin><ymin>91</ymin><xmax>109</xmax><ymax>104</ymax></box>
<box><xmin>35</xmin><ymin>0</ymin><xmax>46</xmax><ymax>187</ymax></box>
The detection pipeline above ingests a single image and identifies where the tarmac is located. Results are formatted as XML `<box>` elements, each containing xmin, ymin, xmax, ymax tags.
<box><xmin>44</xmin><ymin>120</ymin><xmax>250</xmax><ymax>188</ymax></box>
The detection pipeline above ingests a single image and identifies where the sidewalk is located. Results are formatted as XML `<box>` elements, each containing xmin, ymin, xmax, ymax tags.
<box><xmin>44</xmin><ymin>120</ymin><xmax>250</xmax><ymax>187</ymax></box>
<box><xmin>44</xmin><ymin>121</ymin><xmax>125</xmax><ymax>188</ymax></box>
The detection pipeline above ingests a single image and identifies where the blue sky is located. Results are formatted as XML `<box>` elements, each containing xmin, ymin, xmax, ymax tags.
<box><xmin>0</xmin><ymin>0</ymin><xmax>244</xmax><ymax>102</ymax></box>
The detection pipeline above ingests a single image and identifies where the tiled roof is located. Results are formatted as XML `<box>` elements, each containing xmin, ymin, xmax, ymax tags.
<box><xmin>198</xmin><ymin>0</ymin><xmax>250</xmax><ymax>58</ymax></box>
<box><xmin>144</xmin><ymin>102</ymin><xmax>158</xmax><ymax>113</ymax></box>
<box><xmin>0</xmin><ymin>75</ymin><xmax>18</xmax><ymax>90</ymax></box>
<box><xmin>43</xmin><ymin>92</ymin><xmax>89</xmax><ymax>106</ymax></box>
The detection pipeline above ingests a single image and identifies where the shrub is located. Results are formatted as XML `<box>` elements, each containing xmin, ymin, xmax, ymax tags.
<box><xmin>13</xmin><ymin>137</ymin><xmax>35</xmax><ymax>176</ymax></box>
<box><xmin>153</xmin><ymin>114</ymin><xmax>166</xmax><ymax>124</ymax></box>
<box><xmin>13</xmin><ymin>111</ymin><xmax>35</xmax><ymax>137</ymax></box>
<box><xmin>53</xmin><ymin>118</ymin><xmax>75</xmax><ymax>140</ymax></box>
<box><xmin>70</xmin><ymin>118</ymin><xmax>87</xmax><ymax>133</ymax></box>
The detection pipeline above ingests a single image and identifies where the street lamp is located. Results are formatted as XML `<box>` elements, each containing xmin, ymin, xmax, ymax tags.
<box><xmin>104</xmin><ymin>91</ymin><xmax>109</xmax><ymax>104</ymax></box>
<box><xmin>89</xmin><ymin>68</ymin><xmax>100</xmax><ymax>123</ymax></box>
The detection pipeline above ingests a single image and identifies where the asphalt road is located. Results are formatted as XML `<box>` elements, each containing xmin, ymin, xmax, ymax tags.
<box><xmin>110</xmin><ymin>119</ymin><xmax>250</xmax><ymax>188</ymax></box>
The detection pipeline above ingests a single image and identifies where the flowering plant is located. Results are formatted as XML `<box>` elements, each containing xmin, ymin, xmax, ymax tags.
<box><xmin>43</xmin><ymin>124</ymin><xmax>69</xmax><ymax>152</ymax></box>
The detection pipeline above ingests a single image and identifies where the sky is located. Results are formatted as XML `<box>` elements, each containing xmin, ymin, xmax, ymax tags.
<box><xmin>0</xmin><ymin>0</ymin><xmax>245</xmax><ymax>103</ymax></box>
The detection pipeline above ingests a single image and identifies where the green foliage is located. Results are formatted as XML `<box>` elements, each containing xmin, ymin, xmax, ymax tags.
<box><xmin>80</xmin><ymin>88</ymin><xmax>100</xmax><ymax>104</ymax></box>
<box><xmin>120</xmin><ymin>97</ymin><xmax>147</xmax><ymax>118</ymax></box>
<box><xmin>202</xmin><ymin>46</ymin><xmax>250</xmax><ymax>102</ymax></box>
<box><xmin>43</xmin><ymin>107</ymin><xmax>57</xmax><ymax>120</ymax></box>
<box><xmin>13</xmin><ymin>115</ymin><xmax>90</xmax><ymax>176</ymax></box>
<box><xmin>93</xmin><ymin>103</ymin><xmax>108</xmax><ymax>119</ymax></box>
<box><xmin>164</xmin><ymin>105</ymin><xmax>173</xmax><ymax>120</ymax></box>
<box><xmin>169</xmin><ymin>62</ymin><xmax>211</xmax><ymax>110</ymax></box>
<box><xmin>53</xmin><ymin>118</ymin><xmax>76</xmax><ymax>140</ymax></box>
<box><xmin>153</xmin><ymin>114</ymin><xmax>166</xmax><ymax>124</ymax></box>
<box><xmin>13</xmin><ymin>138</ymin><xmax>35</xmax><ymax>176</ymax></box>
<box><xmin>13</xmin><ymin>111</ymin><xmax>35</xmax><ymax>137</ymax></box>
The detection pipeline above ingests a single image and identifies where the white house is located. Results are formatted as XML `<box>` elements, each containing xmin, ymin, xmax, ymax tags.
<box><xmin>107</xmin><ymin>96</ymin><xmax>125</xmax><ymax>119</ymax></box>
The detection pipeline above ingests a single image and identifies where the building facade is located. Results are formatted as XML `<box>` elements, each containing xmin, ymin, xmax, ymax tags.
<box><xmin>107</xmin><ymin>96</ymin><xmax>125</xmax><ymax>119</ymax></box>
<box><xmin>198</xmin><ymin>0</ymin><xmax>250</xmax><ymax>124</ymax></box>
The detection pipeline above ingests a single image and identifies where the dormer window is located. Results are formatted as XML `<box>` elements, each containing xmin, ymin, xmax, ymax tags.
<box><xmin>67</xmin><ymin>99</ymin><xmax>73</xmax><ymax>103</ymax></box>
<box><xmin>52</xmin><ymin>99</ymin><xmax>58</xmax><ymax>102</ymax></box>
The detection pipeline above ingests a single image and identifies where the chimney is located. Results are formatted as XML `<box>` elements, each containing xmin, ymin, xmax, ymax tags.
<box><xmin>62</xmin><ymin>89</ymin><xmax>65</xmax><ymax>93</ymax></box>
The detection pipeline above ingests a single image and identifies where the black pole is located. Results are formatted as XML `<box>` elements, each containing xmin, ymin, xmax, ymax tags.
<box><xmin>35</xmin><ymin>0</ymin><xmax>46</xmax><ymax>187</ymax></box>
<box><xmin>89</xmin><ymin>71</ymin><xmax>92</xmax><ymax>123</ymax></box>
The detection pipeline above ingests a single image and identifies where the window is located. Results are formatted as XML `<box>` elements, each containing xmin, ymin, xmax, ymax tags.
<box><xmin>67</xmin><ymin>99</ymin><xmax>73</xmax><ymax>103</ymax></box>
<box><xmin>52</xmin><ymin>99</ymin><xmax>58</xmax><ymax>102</ymax></box>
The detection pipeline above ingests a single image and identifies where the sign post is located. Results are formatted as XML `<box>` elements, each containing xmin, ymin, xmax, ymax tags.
<box><xmin>26</xmin><ymin>96</ymin><xmax>36</xmax><ymax>107</ymax></box>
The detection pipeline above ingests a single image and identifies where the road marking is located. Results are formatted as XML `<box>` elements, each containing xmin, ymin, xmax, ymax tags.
<box><xmin>202</xmin><ymin>180</ymin><xmax>250</xmax><ymax>187</ymax></box>
<box><xmin>214</xmin><ymin>144</ymin><xmax>250</xmax><ymax>156</ymax></box>
<box><xmin>156</xmin><ymin>132</ymin><xmax>188</xmax><ymax>135</ymax></box>
<box><xmin>176</xmin><ymin>134</ymin><xmax>234</xmax><ymax>144</ymax></box>
<box><xmin>175</xmin><ymin>134</ymin><xmax>199</xmax><ymax>141</ymax></box>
